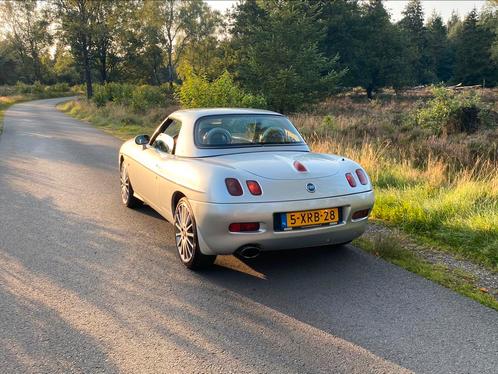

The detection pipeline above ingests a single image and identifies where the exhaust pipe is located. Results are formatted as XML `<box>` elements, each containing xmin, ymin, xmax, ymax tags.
<box><xmin>236</xmin><ymin>245</ymin><xmax>261</xmax><ymax>259</ymax></box>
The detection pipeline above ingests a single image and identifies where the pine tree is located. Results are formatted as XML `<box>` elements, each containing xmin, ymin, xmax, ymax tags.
<box><xmin>453</xmin><ymin>9</ymin><xmax>497</xmax><ymax>86</ymax></box>
<box><xmin>399</xmin><ymin>0</ymin><xmax>432</xmax><ymax>84</ymax></box>
<box><xmin>426</xmin><ymin>14</ymin><xmax>454</xmax><ymax>82</ymax></box>
<box><xmin>228</xmin><ymin>0</ymin><xmax>343</xmax><ymax>112</ymax></box>
<box><xmin>355</xmin><ymin>0</ymin><xmax>412</xmax><ymax>98</ymax></box>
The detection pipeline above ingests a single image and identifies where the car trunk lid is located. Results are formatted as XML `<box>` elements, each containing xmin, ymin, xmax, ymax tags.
<box><xmin>210</xmin><ymin>151</ymin><xmax>342</xmax><ymax>180</ymax></box>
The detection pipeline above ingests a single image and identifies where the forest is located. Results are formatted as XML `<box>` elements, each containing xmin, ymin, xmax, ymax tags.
<box><xmin>1</xmin><ymin>0</ymin><xmax>498</xmax><ymax>111</ymax></box>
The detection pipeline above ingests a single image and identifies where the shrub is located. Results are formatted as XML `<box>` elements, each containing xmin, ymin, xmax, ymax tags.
<box><xmin>15</xmin><ymin>81</ymin><xmax>32</xmax><ymax>94</ymax></box>
<box><xmin>177</xmin><ymin>70</ymin><xmax>267</xmax><ymax>109</ymax></box>
<box><xmin>414</xmin><ymin>86</ymin><xmax>491</xmax><ymax>134</ymax></box>
<box><xmin>92</xmin><ymin>85</ymin><xmax>108</xmax><ymax>107</ymax></box>
<box><xmin>131</xmin><ymin>85</ymin><xmax>165</xmax><ymax>112</ymax></box>
<box><xmin>45</xmin><ymin>83</ymin><xmax>70</xmax><ymax>94</ymax></box>
<box><xmin>32</xmin><ymin>81</ymin><xmax>44</xmax><ymax>94</ymax></box>
<box><xmin>320</xmin><ymin>115</ymin><xmax>337</xmax><ymax>133</ymax></box>
<box><xmin>91</xmin><ymin>83</ymin><xmax>166</xmax><ymax>112</ymax></box>
<box><xmin>105</xmin><ymin>82</ymin><xmax>134</xmax><ymax>106</ymax></box>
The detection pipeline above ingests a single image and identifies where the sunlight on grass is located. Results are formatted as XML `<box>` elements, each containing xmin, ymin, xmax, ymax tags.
<box><xmin>312</xmin><ymin>139</ymin><xmax>498</xmax><ymax>271</ymax></box>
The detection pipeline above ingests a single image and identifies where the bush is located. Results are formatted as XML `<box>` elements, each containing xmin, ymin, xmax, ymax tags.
<box><xmin>414</xmin><ymin>86</ymin><xmax>491</xmax><ymax>134</ymax></box>
<box><xmin>45</xmin><ymin>83</ymin><xmax>70</xmax><ymax>95</ymax></box>
<box><xmin>15</xmin><ymin>81</ymin><xmax>32</xmax><ymax>94</ymax></box>
<box><xmin>91</xmin><ymin>83</ymin><xmax>167</xmax><ymax>112</ymax></box>
<box><xmin>131</xmin><ymin>85</ymin><xmax>165</xmax><ymax>112</ymax></box>
<box><xmin>177</xmin><ymin>70</ymin><xmax>267</xmax><ymax>109</ymax></box>
<box><xmin>32</xmin><ymin>81</ymin><xmax>44</xmax><ymax>94</ymax></box>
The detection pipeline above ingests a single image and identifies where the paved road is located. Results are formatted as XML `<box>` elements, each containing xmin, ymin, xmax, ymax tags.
<box><xmin>0</xmin><ymin>98</ymin><xmax>497</xmax><ymax>374</ymax></box>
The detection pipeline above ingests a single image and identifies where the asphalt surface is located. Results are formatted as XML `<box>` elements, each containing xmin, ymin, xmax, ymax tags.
<box><xmin>0</xmin><ymin>98</ymin><xmax>497</xmax><ymax>374</ymax></box>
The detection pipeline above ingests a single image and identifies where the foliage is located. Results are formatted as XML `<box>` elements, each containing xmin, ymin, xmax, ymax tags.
<box><xmin>0</xmin><ymin>0</ymin><xmax>53</xmax><ymax>83</ymax></box>
<box><xmin>228</xmin><ymin>0</ymin><xmax>343</xmax><ymax>112</ymax></box>
<box><xmin>452</xmin><ymin>9</ymin><xmax>498</xmax><ymax>86</ymax></box>
<box><xmin>58</xmin><ymin>98</ymin><xmax>178</xmax><ymax>140</ymax></box>
<box><xmin>353</xmin><ymin>0</ymin><xmax>413</xmax><ymax>98</ymax></box>
<box><xmin>177</xmin><ymin>70</ymin><xmax>266</xmax><ymax>109</ymax></box>
<box><xmin>91</xmin><ymin>83</ymin><xmax>172</xmax><ymax>113</ymax></box>
<box><xmin>414</xmin><ymin>87</ymin><xmax>490</xmax><ymax>134</ymax></box>
<box><xmin>1</xmin><ymin>0</ymin><xmax>498</xmax><ymax>97</ymax></box>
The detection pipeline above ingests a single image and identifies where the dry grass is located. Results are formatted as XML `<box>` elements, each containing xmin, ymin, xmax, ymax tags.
<box><xmin>296</xmin><ymin>92</ymin><xmax>498</xmax><ymax>270</ymax></box>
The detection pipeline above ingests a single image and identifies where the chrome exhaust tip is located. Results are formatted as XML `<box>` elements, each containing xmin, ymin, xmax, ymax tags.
<box><xmin>236</xmin><ymin>245</ymin><xmax>261</xmax><ymax>259</ymax></box>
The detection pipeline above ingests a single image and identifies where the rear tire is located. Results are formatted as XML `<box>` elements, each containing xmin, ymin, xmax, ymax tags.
<box><xmin>120</xmin><ymin>162</ymin><xmax>142</xmax><ymax>209</ymax></box>
<box><xmin>174</xmin><ymin>197</ymin><xmax>216</xmax><ymax>269</ymax></box>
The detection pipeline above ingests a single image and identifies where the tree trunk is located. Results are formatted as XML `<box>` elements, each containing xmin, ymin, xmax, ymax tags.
<box><xmin>83</xmin><ymin>44</ymin><xmax>93</xmax><ymax>98</ymax></box>
<box><xmin>167</xmin><ymin>46</ymin><xmax>173</xmax><ymax>90</ymax></box>
<box><xmin>366</xmin><ymin>85</ymin><xmax>374</xmax><ymax>99</ymax></box>
<box><xmin>99</xmin><ymin>47</ymin><xmax>107</xmax><ymax>83</ymax></box>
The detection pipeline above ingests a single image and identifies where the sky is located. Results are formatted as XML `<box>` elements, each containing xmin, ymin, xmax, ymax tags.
<box><xmin>206</xmin><ymin>0</ymin><xmax>489</xmax><ymax>22</ymax></box>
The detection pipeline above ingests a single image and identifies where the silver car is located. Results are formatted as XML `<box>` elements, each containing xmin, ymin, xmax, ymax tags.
<box><xmin>119</xmin><ymin>108</ymin><xmax>374</xmax><ymax>269</ymax></box>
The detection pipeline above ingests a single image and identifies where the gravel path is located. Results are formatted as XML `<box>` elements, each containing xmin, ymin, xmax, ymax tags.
<box><xmin>365</xmin><ymin>223</ymin><xmax>498</xmax><ymax>299</ymax></box>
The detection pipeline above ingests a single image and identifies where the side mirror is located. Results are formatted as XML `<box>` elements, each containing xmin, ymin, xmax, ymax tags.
<box><xmin>135</xmin><ymin>134</ymin><xmax>150</xmax><ymax>146</ymax></box>
<box><xmin>155</xmin><ymin>133</ymin><xmax>175</xmax><ymax>154</ymax></box>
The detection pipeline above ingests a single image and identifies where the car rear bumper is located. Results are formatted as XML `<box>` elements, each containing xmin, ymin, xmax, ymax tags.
<box><xmin>189</xmin><ymin>190</ymin><xmax>374</xmax><ymax>255</ymax></box>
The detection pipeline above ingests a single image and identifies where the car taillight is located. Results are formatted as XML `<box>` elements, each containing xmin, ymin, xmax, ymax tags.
<box><xmin>225</xmin><ymin>178</ymin><xmax>243</xmax><ymax>196</ymax></box>
<box><xmin>355</xmin><ymin>169</ymin><xmax>368</xmax><ymax>185</ymax></box>
<box><xmin>246</xmin><ymin>180</ymin><xmax>262</xmax><ymax>195</ymax></box>
<box><xmin>229</xmin><ymin>222</ymin><xmax>260</xmax><ymax>232</ymax></box>
<box><xmin>345</xmin><ymin>173</ymin><xmax>357</xmax><ymax>187</ymax></box>
<box><xmin>293</xmin><ymin>160</ymin><xmax>307</xmax><ymax>172</ymax></box>
<box><xmin>352</xmin><ymin>209</ymin><xmax>370</xmax><ymax>220</ymax></box>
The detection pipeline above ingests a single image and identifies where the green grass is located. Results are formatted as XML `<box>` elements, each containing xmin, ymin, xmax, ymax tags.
<box><xmin>354</xmin><ymin>235</ymin><xmax>498</xmax><ymax>311</ymax></box>
<box><xmin>57</xmin><ymin>99</ymin><xmax>177</xmax><ymax>141</ymax></box>
<box><xmin>313</xmin><ymin>140</ymin><xmax>498</xmax><ymax>272</ymax></box>
<box><xmin>373</xmin><ymin>179</ymin><xmax>498</xmax><ymax>271</ymax></box>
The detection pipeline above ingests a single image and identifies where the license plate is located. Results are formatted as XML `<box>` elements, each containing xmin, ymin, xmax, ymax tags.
<box><xmin>284</xmin><ymin>207</ymin><xmax>339</xmax><ymax>229</ymax></box>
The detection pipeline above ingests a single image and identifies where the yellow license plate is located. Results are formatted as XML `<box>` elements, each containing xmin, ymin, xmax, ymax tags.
<box><xmin>286</xmin><ymin>207</ymin><xmax>339</xmax><ymax>228</ymax></box>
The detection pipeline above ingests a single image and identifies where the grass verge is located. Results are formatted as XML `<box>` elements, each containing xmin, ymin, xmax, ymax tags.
<box><xmin>354</xmin><ymin>235</ymin><xmax>498</xmax><ymax>311</ymax></box>
<box><xmin>57</xmin><ymin>99</ymin><xmax>178</xmax><ymax>141</ymax></box>
<box><xmin>313</xmin><ymin>141</ymin><xmax>498</xmax><ymax>272</ymax></box>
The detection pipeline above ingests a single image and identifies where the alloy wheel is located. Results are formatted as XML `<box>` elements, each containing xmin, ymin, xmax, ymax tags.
<box><xmin>175</xmin><ymin>201</ymin><xmax>195</xmax><ymax>263</ymax></box>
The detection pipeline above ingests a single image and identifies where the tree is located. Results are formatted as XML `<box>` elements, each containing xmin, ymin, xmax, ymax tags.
<box><xmin>55</xmin><ymin>0</ymin><xmax>99</xmax><ymax>98</ymax></box>
<box><xmin>355</xmin><ymin>0</ymin><xmax>412</xmax><ymax>98</ymax></box>
<box><xmin>53</xmin><ymin>42</ymin><xmax>79</xmax><ymax>84</ymax></box>
<box><xmin>453</xmin><ymin>9</ymin><xmax>497</xmax><ymax>86</ymax></box>
<box><xmin>0</xmin><ymin>40</ymin><xmax>19</xmax><ymax>85</ymax></box>
<box><xmin>318</xmin><ymin>0</ymin><xmax>364</xmax><ymax>87</ymax></box>
<box><xmin>399</xmin><ymin>0</ymin><xmax>432</xmax><ymax>84</ymax></box>
<box><xmin>228</xmin><ymin>0</ymin><xmax>343</xmax><ymax>112</ymax></box>
<box><xmin>0</xmin><ymin>0</ymin><xmax>53</xmax><ymax>83</ymax></box>
<box><xmin>426</xmin><ymin>13</ymin><xmax>454</xmax><ymax>82</ymax></box>
<box><xmin>93</xmin><ymin>0</ymin><xmax>126</xmax><ymax>83</ymax></box>
<box><xmin>481</xmin><ymin>2</ymin><xmax>498</xmax><ymax>67</ymax></box>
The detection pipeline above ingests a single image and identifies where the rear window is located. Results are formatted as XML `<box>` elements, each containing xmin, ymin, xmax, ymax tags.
<box><xmin>195</xmin><ymin>114</ymin><xmax>304</xmax><ymax>147</ymax></box>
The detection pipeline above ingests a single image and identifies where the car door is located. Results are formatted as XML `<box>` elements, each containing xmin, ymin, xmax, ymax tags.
<box><xmin>148</xmin><ymin>119</ymin><xmax>183</xmax><ymax>216</ymax></box>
